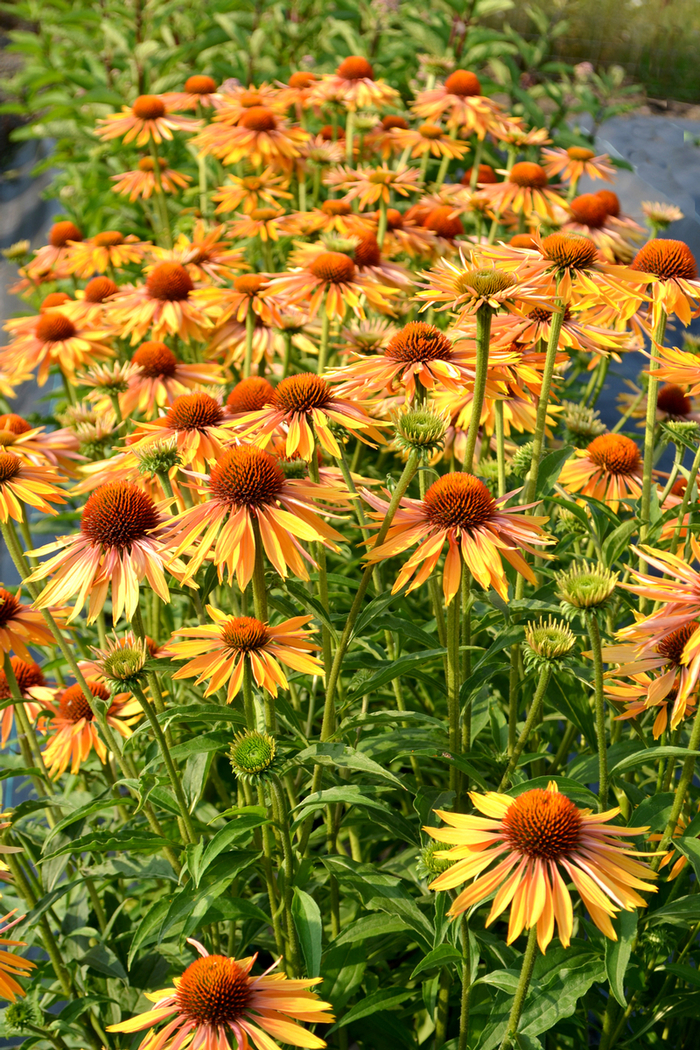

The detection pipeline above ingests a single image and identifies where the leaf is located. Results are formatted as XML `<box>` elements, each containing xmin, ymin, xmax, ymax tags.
<box><xmin>674</xmin><ymin>837</ymin><xmax>700</xmax><ymax>880</ymax></box>
<box><xmin>44</xmin><ymin>795</ymin><xmax>132</xmax><ymax>847</ymax></box>
<box><xmin>610</xmin><ymin>747</ymin><xmax>700</xmax><ymax>775</ymax></box>
<box><xmin>367</xmin><ymin>896</ymin><xmax>434</xmax><ymax>952</ymax></box>
<box><xmin>284</xmin><ymin>580</ymin><xmax>339</xmax><ymax>640</ymax></box>
<box><xmin>81</xmin><ymin>944</ymin><xmax>127</xmax><ymax>981</ymax></box>
<box><xmin>292</xmin><ymin>888</ymin><xmax>322</xmax><ymax>978</ymax></box>
<box><xmin>602</xmin><ymin>519</ymin><xmax>638</xmax><ymax>568</ymax></box>
<box><xmin>630</xmin><ymin>793</ymin><xmax>675</xmax><ymax>833</ymax></box>
<box><xmin>605</xmin><ymin>910</ymin><xmax>637</xmax><ymax>1006</ymax></box>
<box><xmin>195</xmin><ymin>809</ymin><xmax>268</xmax><ymax>885</ymax></box>
<box><xmin>410</xmin><ymin>944</ymin><xmax>462</xmax><ymax>979</ymax></box>
<box><xmin>536</xmin><ymin>445</ymin><xmax>573</xmax><ymax>496</ymax></box>
<box><xmin>648</xmin><ymin>895</ymin><xmax>700</xmax><ymax>926</ymax></box>
<box><xmin>327</xmin><ymin>988</ymin><xmax>413</xmax><ymax>1031</ymax></box>
<box><xmin>295</xmin><ymin>743</ymin><xmax>405</xmax><ymax>789</ymax></box>
<box><xmin>128</xmin><ymin>898</ymin><xmax>170</xmax><ymax>968</ymax></box>
<box><xmin>345</xmin><ymin>649</ymin><xmax>446</xmax><ymax>698</ymax></box>
<box><xmin>41</xmin><ymin>830</ymin><xmax>176</xmax><ymax>862</ymax></box>
<box><xmin>334</xmin><ymin>914</ymin><xmax>407</xmax><ymax>945</ymax></box>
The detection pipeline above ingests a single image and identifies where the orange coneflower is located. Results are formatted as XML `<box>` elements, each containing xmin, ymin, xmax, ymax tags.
<box><xmin>64</xmin><ymin>231</ymin><xmax>149</xmax><ymax>278</ymax></box>
<box><xmin>421</xmin><ymin>204</ymin><xmax>464</xmax><ymax>244</ymax></box>
<box><xmin>363</xmin><ymin>114</ymin><xmax>410</xmax><ymax>160</ymax></box>
<box><xmin>202</xmin><ymin>83</ymin><xmax>284</xmax><ymax>128</ymax></box>
<box><xmin>0</xmin><ymin>413</ymin><xmax>81</xmax><ymax>473</ymax></box>
<box><xmin>265</xmin><ymin>250</ymin><xmax>396</xmax><ymax>320</ymax></box>
<box><xmin>107</xmin><ymin>939</ymin><xmax>333</xmax><ymax>1050</ymax></box>
<box><xmin>416</xmin><ymin>249</ymin><xmax>551</xmax><ymax>320</ymax></box>
<box><xmin>194</xmin><ymin>106</ymin><xmax>308</xmax><ymax>170</ymax></box>
<box><xmin>559</xmin><ymin>433</ymin><xmax>644</xmax><ymax>512</ymax></box>
<box><xmin>159</xmin><ymin>444</ymin><xmax>349</xmax><ymax>588</ymax></box>
<box><xmin>41</xmin><ymin>678</ymin><xmax>141</xmax><ymax>778</ymax></box>
<box><xmin>235</xmin><ymin>372</ymin><xmax>386</xmax><ymax>459</ymax></box>
<box><xmin>601</xmin><ymin>623</ymin><xmax>700</xmax><ymax>738</ymax></box>
<box><xmin>411</xmin><ymin>70</ymin><xmax>501</xmax><ymax>138</ymax></box>
<box><xmin>110</xmin><ymin>157</ymin><xmax>192</xmax><ymax>201</ymax></box>
<box><xmin>330</xmin><ymin>321</ymin><xmax>477</xmax><ymax>401</ymax></box>
<box><xmin>619</xmin><ymin>543</ymin><xmax>700</xmax><ymax>667</ymax></box>
<box><xmin>0</xmin><ymin>310</ymin><xmax>114</xmax><ymax>387</ymax></box>
<box><xmin>166</xmin><ymin>608</ymin><xmax>322</xmax><ymax>701</ymax></box>
<box><xmin>193</xmin><ymin>273</ymin><xmax>282</xmax><ymax>328</ymax></box>
<box><xmin>541</xmin><ymin>146</ymin><xmax>615</xmax><ymax>186</ymax></box>
<box><xmin>324</xmin><ymin>164</ymin><xmax>422</xmax><ymax>210</ymax></box>
<box><xmin>3</xmin><ymin>292</ymin><xmax>73</xmax><ymax>343</ymax></box>
<box><xmin>489</xmin><ymin>118</ymin><xmax>551</xmax><ymax>149</ymax></box>
<box><xmin>310</xmin><ymin>55</ymin><xmax>399</xmax><ymax>111</ymax></box>
<box><xmin>225</xmin><ymin>377</ymin><xmax>276</xmax><ymax>417</ymax></box>
<box><xmin>162</xmin><ymin>74</ymin><xmax>222</xmax><ymax>112</ymax></box>
<box><xmin>212</xmin><ymin>168</ymin><xmax>293</xmax><ymax>215</ymax></box>
<box><xmin>0</xmin><ymin>912</ymin><xmax>36</xmax><ymax>1001</ymax></box>
<box><xmin>25</xmin><ymin>221</ymin><xmax>83</xmax><ymax>280</ymax></box>
<box><xmin>120</xmin><ymin>343</ymin><xmax>226</xmax><ymax>419</ymax></box>
<box><xmin>150</xmin><ymin>222</ymin><xmax>246</xmax><ymax>285</ymax></box>
<box><xmin>276</xmin><ymin>70</ymin><xmax>319</xmax><ymax>113</ymax></box>
<box><xmin>0</xmin><ymin>452</ymin><xmax>66</xmax><ymax>523</ymax></box>
<box><xmin>476</xmin><ymin>162</ymin><xmax>567</xmax><ymax>222</ymax></box>
<box><xmin>26</xmin><ymin>482</ymin><xmax>188</xmax><ymax>623</ymax></box>
<box><xmin>379</xmin><ymin>207</ymin><xmax>438</xmax><ymax>258</ymax></box>
<box><xmin>630</xmin><ymin>238</ymin><xmax>700</xmax><ymax>326</ymax></box>
<box><xmin>563</xmin><ymin>192</ymin><xmax>644</xmax><ymax>264</ymax></box>
<box><xmin>0</xmin><ymin>656</ymin><xmax>50</xmax><ymax>749</ymax></box>
<box><xmin>363</xmin><ymin>471</ymin><xmax>550</xmax><ymax>602</ymax></box>
<box><xmin>0</xmin><ymin>587</ymin><xmax>60</xmax><ymax>661</ymax></box>
<box><xmin>651</xmin><ymin>344</ymin><xmax>700</xmax><ymax>395</ymax></box>
<box><xmin>290</xmin><ymin>199</ymin><xmax>373</xmax><ymax>238</ymax></box>
<box><xmin>426</xmin><ymin>782</ymin><xmax>656</xmax><ymax>951</ymax></box>
<box><xmin>95</xmin><ymin>94</ymin><xmax>199</xmax><ymax>146</ymax></box>
<box><xmin>62</xmin><ymin>276</ymin><xmax>120</xmax><ymax>326</ymax></box>
<box><xmin>226</xmin><ymin>207</ymin><xmax>296</xmax><ymax>243</ymax></box>
<box><xmin>104</xmin><ymin>263</ymin><xmax>212</xmax><ymax>344</ymax></box>
<box><xmin>289</xmin><ymin>237</ymin><xmax>413</xmax><ymax>292</ymax></box>
<box><xmin>125</xmin><ymin>392</ymin><xmax>237</xmax><ymax>472</ymax></box>
<box><xmin>391</xmin><ymin>122</ymin><xmax>471</xmax><ymax>161</ymax></box>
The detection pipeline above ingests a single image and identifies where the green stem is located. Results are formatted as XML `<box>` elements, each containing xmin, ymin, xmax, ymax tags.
<box><xmin>461</xmin><ymin>304</ymin><xmax>492</xmax><ymax>474</ymax></box>
<box><xmin>659</xmin><ymin>441</ymin><xmax>683</xmax><ymax>506</ymax></box>
<box><xmin>654</xmin><ymin>700</ymin><xmax>700</xmax><ymax>862</ymax></box>
<box><xmin>148</xmin><ymin>140</ymin><xmax>172</xmax><ymax>249</ymax></box>
<box><xmin>308</xmin><ymin>444</ymin><xmax>333</xmax><ymax>689</ymax></box>
<box><xmin>270</xmin><ymin>774</ymin><xmax>302</xmax><ymax>976</ymax></box>
<box><xmin>434</xmin><ymin>127</ymin><xmax>458</xmax><ymax>190</ymax></box>
<box><xmin>251</xmin><ymin>518</ymin><xmax>274</xmax><ymax>730</ymax></box>
<box><xmin>469</xmin><ymin>139</ymin><xmax>483</xmax><ymax>190</ymax></box>
<box><xmin>458</xmin><ymin>915</ymin><xmax>471</xmax><ymax>1050</ymax></box>
<box><xmin>377</xmin><ymin>197</ymin><xmax>388</xmax><ymax>250</ymax></box>
<box><xmin>446</xmin><ymin>562</ymin><xmax>463</xmax><ymax>795</ymax></box>
<box><xmin>243</xmin><ymin>308</ymin><xmax>255</xmax><ymax>379</ymax></box>
<box><xmin>345</xmin><ymin>110</ymin><xmax>355</xmax><ymax>165</ymax></box>
<box><xmin>4</xmin><ymin>653</ymin><xmax>53</xmax><ymax>795</ymax></box>
<box><xmin>317</xmin><ymin>306</ymin><xmax>331</xmax><ymax>373</ymax></box>
<box><xmin>242</xmin><ymin>661</ymin><xmax>256</xmax><ymax>731</ymax></box>
<box><xmin>494</xmin><ymin>399</ymin><xmax>507</xmax><ymax>497</ymax></box>
<box><xmin>282</xmin><ymin>331</ymin><xmax>293</xmax><ymax>379</ymax></box>
<box><xmin>131</xmin><ymin>681</ymin><xmax>197</xmax><ymax>844</ymax></box>
<box><xmin>497</xmin><ymin>925</ymin><xmax>538</xmax><ymax>1050</ymax></box>
<box><xmin>522</xmin><ymin>288</ymin><xmax>565</xmax><ymax>505</ymax></box>
<box><xmin>586</xmin><ymin>612</ymin><xmax>608</xmax><ymax>811</ymax></box>
<box><xmin>499</xmin><ymin>664</ymin><xmax>552</xmax><ymax>790</ymax></box>
<box><xmin>434</xmin><ymin>968</ymin><xmax>451</xmax><ymax>1050</ymax></box>
<box><xmin>257</xmin><ymin>785</ymin><xmax>286</xmax><ymax>958</ymax></box>
<box><xmin>670</xmin><ymin>439</ymin><xmax>700</xmax><ymax>556</ymax></box>
<box><xmin>639</xmin><ymin>311</ymin><xmax>668</xmax><ymax>580</ymax></box>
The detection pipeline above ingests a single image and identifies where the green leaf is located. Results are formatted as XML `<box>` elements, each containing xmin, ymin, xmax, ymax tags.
<box><xmin>328</xmin><ymin>988</ymin><xmax>413</xmax><ymax>1031</ymax></box>
<box><xmin>81</xmin><ymin>944</ymin><xmax>127</xmax><ymax>981</ymax></box>
<box><xmin>536</xmin><ymin>446</ymin><xmax>573</xmax><ymax>496</ymax></box>
<box><xmin>41</xmin><ymin>830</ymin><xmax>176</xmax><ymax>862</ymax></box>
<box><xmin>196</xmin><ymin>809</ymin><xmax>268</xmax><ymax>885</ymax></box>
<box><xmin>610</xmin><ymin>747</ymin><xmax>700</xmax><ymax>775</ymax></box>
<box><xmin>410</xmin><ymin>944</ymin><xmax>462</xmax><ymax>979</ymax></box>
<box><xmin>630</xmin><ymin>793</ymin><xmax>675</xmax><ymax>833</ymax></box>
<box><xmin>295</xmin><ymin>743</ymin><xmax>405</xmax><ymax>789</ymax></box>
<box><xmin>346</xmin><ymin>649</ymin><xmax>446</xmax><ymax>698</ymax></box>
<box><xmin>292</xmin><ymin>888</ymin><xmax>322</xmax><ymax>978</ymax></box>
<box><xmin>128</xmin><ymin>898</ymin><xmax>170</xmax><ymax>968</ymax></box>
<box><xmin>44</xmin><ymin>795</ymin><xmax>132</xmax><ymax>847</ymax></box>
<box><xmin>601</xmin><ymin>519</ymin><xmax>638</xmax><ymax>568</ymax></box>
<box><xmin>674</xmin><ymin>836</ymin><xmax>700</xmax><ymax>880</ymax></box>
<box><xmin>334</xmin><ymin>914</ymin><xmax>407</xmax><ymax>945</ymax></box>
<box><xmin>648</xmin><ymin>895</ymin><xmax>700</xmax><ymax>926</ymax></box>
<box><xmin>605</xmin><ymin>910</ymin><xmax>637</xmax><ymax>1006</ymax></box>
<box><xmin>284</xmin><ymin>580</ymin><xmax>339</xmax><ymax>640</ymax></box>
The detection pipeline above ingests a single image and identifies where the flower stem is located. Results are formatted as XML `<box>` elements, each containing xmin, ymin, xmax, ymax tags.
<box><xmin>459</xmin><ymin>915</ymin><xmax>472</xmax><ymax>1050</ymax></box>
<box><xmin>242</xmin><ymin>661</ymin><xmax>256</xmax><ymax>731</ymax></box>
<box><xmin>377</xmin><ymin>197</ymin><xmax>388</xmax><ymax>249</ymax></box>
<box><xmin>494</xmin><ymin>399</ymin><xmax>507</xmax><ymax>497</ymax></box>
<box><xmin>461</xmin><ymin>303</ymin><xmax>492</xmax><ymax>474</ymax></box>
<box><xmin>257</xmin><ymin>783</ymin><xmax>286</xmax><ymax>957</ymax></box>
<box><xmin>270</xmin><ymin>774</ymin><xmax>302</xmax><ymax>976</ymax></box>
<box><xmin>4</xmin><ymin>653</ymin><xmax>53</xmax><ymax>797</ymax></box>
<box><xmin>251</xmin><ymin>518</ymin><xmax>275</xmax><ymax>730</ymax></box>
<box><xmin>659</xmin><ymin>440</ymin><xmax>683</xmax><ymax>506</ymax></box>
<box><xmin>345</xmin><ymin>110</ymin><xmax>355</xmax><ymax>166</ymax></box>
<box><xmin>498</xmin><ymin>925</ymin><xmax>538</xmax><ymax>1050</ymax></box>
<box><xmin>243</xmin><ymin>308</ymin><xmax>255</xmax><ymax>379</ymax></box>
<box><xmin>434</xmin><ymin>128</ymin><xmax>458</xmax><ymax>190</ymax></box>
<box><xmin>446</xmin><ymin>561</ymin><xmax>463</xmax><ymax>795</ymax></box>
<box><xmin>148</xmin><ymin>139</ymin><xmax>173</xmax><ymax>249</ymax></box>
<box><xmin>131</xmin><ymin>680</ymin><xmax>197</xmax><ymax>844</ymax></box>
<box><xmin>282</xmin><ymin>331</ymin><xmax>293</xmax><ymax>379</ymax></box>
<box><xmin>670</xmin><ymin>438</ymin><xmax>700</xmax><ymax>556</ymax></box>
<box><xmin>639</xmin><ymin>310</ymin><xmax>668</xmax><ymax>582</ymax></box>
<box><xmin>586</xmin><ymin>611</ymin><xmax>609</xmax><ymax>811</ymax></box>
<box><xmin>308</xmin><ymin>443</ymin><xmax>333</xmax><ymax>688</ymax></box>
<box><xmin>499</xmin><ymin>663</ymin><xmax>552</xmax><ymax>791</ymax></box>
<box><xmin>434</xmin><ymin>968</ymin><xmax>451</xmax><ymax>1049</ymax></box>
<box><xmin>317</xmin><ymin>306</ymin><xmax>331</xmax><ymax>373</ymax></box>
<box><xmin>523</xmin><ymin>287</ymin><xmax>564</xmax><ymax>506</ymax></box>
<box><xmin>654</xmin><ymin>700</ymin><xmax>700</xmax><ymax>862</ymax></box>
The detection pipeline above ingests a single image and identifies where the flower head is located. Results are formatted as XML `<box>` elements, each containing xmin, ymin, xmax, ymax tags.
<box><xmin>105</xmin><ymin>263</ymin><xmax>211</xmax><ymax>345</ymax></box>
<box><xmin>111</xmin><ymin>157</ymin><xmax>192</xmax><ymax>201</ymax></box>
<box><xmin>0</xmin><ymin>453</ymin><xmax>66</xmax><ymax>522</ymax></box>
<box><xmin>26</xmin><ymin>482</ymin><xmax>187</xmax><ymax>623</ymax></box>
<box><xmin>41</xmin><ymin>678</ymin><xmax>141</xmax><ymax>778</ymax></box>
<box><xmin>556</xmin><ymin>561</ymin><xmax>618</xmax><ymax>613</ymax></box>
<box><xmin>229</xmin><ymin>729</ymin><xmax>279</xmax><ymax>782</ymax></box>
<box><xmin>166</xmin><ymin>607</ymin><xmax>322</xmax><ymax>701</ymax></box>
<box><xmin>364</xmin><ymin>471</ymin><xmax>550</xmax><ymax>603</ymax></box>
<box><xmin>426</xmin><ymin>782</ymin><xmax>656</xmax><ymax>951</ymax></box>
<box><xmin>630</xmin><ymin>238</ymin><xmax>700</xmax><ymax>325</ymax></box>
<box><xmin>108</xmin><ymin>940</ymin><xmax>333</xmax><ymax>1050</ymax></box>
<box><xmin>0</xmin><ymin>586</ymin><xmax>60</xmax><ymax>660</ymax></box>
<box><xmin>559</xmin><ymin>433</ymin><xmax>644</xmax><ymax>511</ymax></box>
<box><xmin>0</xmin><ymin>912</ymin><xmax>35</xmax><ymax>1002</ymax></box>
<box><xmin>95</xmin><ymin>94</ymin><xmax>199</xmax><ymax>146</ymax></box>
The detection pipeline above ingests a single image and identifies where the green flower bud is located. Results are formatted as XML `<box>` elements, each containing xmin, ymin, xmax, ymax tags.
<box><xmin>417</xmin><ymin>840</ymin><xmax>455</xmax><ymax>880</ymax></box>
<box><xmin>393</xmin><ymin>405</ymin><xmax>448</xmax><ymax>457</ymax></box>
<box><xmin>560</xmin><ymin>400</ymin><xmax>606</xmax><ymax>446</ymax></box>
<box><xmin>321</xmin><ymin>233</ymin><xmax>360</xmax><ymax>256</ymax></box>
<box><xmin>90</xmin><ymin>632</ymin><xmax>148</xmax><ymax>689</ymax></box>
<box><xmin>663</xmin><ymin>420</ymin><xmax>700</xmax><ymax>446</ymax></box>
<box><xmin>556</xmin><ymin>561</ymin><xmax>618</xmax><ymax>614</ymax></box>
<box><xmin>3</xmin><ymin>998</ymin><xmax>42</xmax><ymax>1034</ymax></box>
<box><xmin>229</xmin><ymin>730</ymin><xmax>278</xmax><ymax>783</ymax></box>
<box><xmin>134</xmin><ymin>438</ymin><xmax>181</xmax><ymax>478</ymax></box>
<box><xmin>510</xmin><ymin>441</ymin><xmax>534</xmax><ymax>479</ymax></box>
<box><xmin>524</xmin><ymin>616</ymin><xmax>576</xmax><ymax>669</ymax></box>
